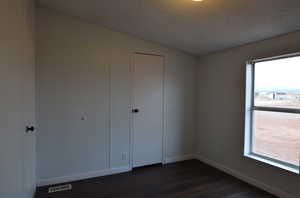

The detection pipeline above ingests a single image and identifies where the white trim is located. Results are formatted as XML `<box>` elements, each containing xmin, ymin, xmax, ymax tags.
<box><xmin>250</xmin><ymin>51</ymin><xmax>300</xmax><ymax>63</ymax></box>
<box><xmin>244</xmin><ymin>62</ymin><xmax>253</xmax><ymax>155</ymax></box>
<box><xmin>129</xmin><ymin>53</ymin><xmax>134</xmax><ymax>169</ymax></box>
<box><xmin>37</xmin><ymin>167</ymin><xmax>131</xmax><ymax>187</ymax></box>
<box><xmin>164</xmin><ymin>154</ymin><xmax>196</xmax><ymax>164</ymax></box>
<box><xmin>108</xmin><ymin>56</ymin><xmax>112</xmax><ymax>170</ymax></box>
<box><xmin>162</xmin><ymin>56</ymin><xmax>167</xmax><ymax>164</ymax></box>
<box><xmin>195</xmin><ymin>154</ymin><xmax>296</xmax><ymax>198</ymax></box>
<box><xmin>37</xmin><ymin>153</ymin><xmax>196</xmax><ymax>187</ymax></box>
<box><xmin>245</xmin><ymin>153</ymin><xmax>299</xmax><ymax>174</ymax></box>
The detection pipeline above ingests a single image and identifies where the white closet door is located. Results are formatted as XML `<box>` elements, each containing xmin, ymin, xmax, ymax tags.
<box><xmin>22</xmin><ymin>0</ymin><xmax>36</xmax><ymax>196</ymax></box>
<box><xmin>0</xmin><ymin>1</ymin><xmax>35</xmax><ymax>198</ymax></box>
<box><xmin>132</xmin><ymin>53</ymin><xmax>164</xmax><ymax>168</ymax></box>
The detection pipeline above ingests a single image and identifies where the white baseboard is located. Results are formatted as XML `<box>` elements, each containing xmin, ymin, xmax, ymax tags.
<box><xmin>37</xmin><ymin>166</ymin><xmax>131</xmax><ymax>187</ymax></box>
<box><xmin>37</xmin><ymin>154</ymin><xmax>196</xmax><ymax>187</ymax></box>
<box><xmin>164</xmin><ymin>154</ymin><xmax>196</xmax><ymax>164</ymax></box>
<box><xmin>195</xmin><ymin>154</ymin><xmax>295</xmax><ymax>198</ymax></box>
<box><xmin>38</xmin><ymin>155</ymin><xmax>293</xmax><ymax>197</ymax></box>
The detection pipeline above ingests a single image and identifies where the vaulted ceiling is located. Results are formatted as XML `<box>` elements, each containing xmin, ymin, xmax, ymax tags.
<box><xmin>37</xmin><ymin>0</ymin><xmax>300</xmax><ymax>55</ymax></box>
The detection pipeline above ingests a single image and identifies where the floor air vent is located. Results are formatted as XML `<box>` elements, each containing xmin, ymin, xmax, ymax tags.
<box><xmin>48</xmin><ymin>184</ymin><xmax>72</xmax><ymax>193</ymax></box>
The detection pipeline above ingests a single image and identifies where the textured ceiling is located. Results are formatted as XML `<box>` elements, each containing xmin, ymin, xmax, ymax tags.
<box><xmin>37</xmin><ymin>0</ymin><xmax>300</xmax><ymax>55</ymax></box>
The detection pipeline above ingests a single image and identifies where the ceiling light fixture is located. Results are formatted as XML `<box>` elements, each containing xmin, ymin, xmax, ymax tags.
<box><xmin>193</xmin><ymin>0</ymin><xmax>204</xmax><ymax>2</ymax></box>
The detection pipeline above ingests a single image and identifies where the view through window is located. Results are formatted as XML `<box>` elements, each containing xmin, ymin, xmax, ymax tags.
<box><xmin>247</xmin><ymin>55</ymin><xmax>300</xmax><ymax>170</ymax></box>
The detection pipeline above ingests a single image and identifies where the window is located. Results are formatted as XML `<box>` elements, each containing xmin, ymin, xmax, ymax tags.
<box><xmin>244</xmin><ymin>54</ymin><xmax>300</xmax><ymax>173</ymax></box>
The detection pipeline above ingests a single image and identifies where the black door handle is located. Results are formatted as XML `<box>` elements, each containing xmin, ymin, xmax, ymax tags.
<box><xmin>26</xmin><ymin>126</ymin><xmax>35</xmax><ymax>133</ymax></box>
<box><xmin>132</xmin><ymin>108</ymin><xmax>140</xmax><ymax>113</ymax></box>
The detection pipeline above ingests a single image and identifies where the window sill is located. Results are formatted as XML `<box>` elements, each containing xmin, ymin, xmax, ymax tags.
<box><xmin>244</xmin><ymin>153</ymin><xmax>299</xmax><ymax>174</ymax></box>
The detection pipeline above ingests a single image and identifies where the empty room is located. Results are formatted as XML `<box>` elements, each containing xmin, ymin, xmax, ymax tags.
<box><xmin>1</xmin><ymin>0</ymin><xmax>300</xmax><ymax>198</ymax></box>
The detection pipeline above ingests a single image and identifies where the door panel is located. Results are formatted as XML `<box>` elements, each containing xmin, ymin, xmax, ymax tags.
<box><xmin>0</xmin><ymin>49</ymin><xmax>24</xmax><ymax>198</ymax></box>
<box><xmin>0</xmin><ymin>1</ymin><xmax>35</xmax><ymax>198</ymax></box>
<box><xmin>133</xmin><ymin>53</ymin><xmax>164</xmax><ymax>168</ymax></box>
<box><xmin>22</xmin><ymin>0</ymin><xmax>36</xmax><ymax>196</ymax></box>
<box><xmin>0</xmin><ymin>1</ymin><xmax>25</xmax><ymax>197</ymax></box>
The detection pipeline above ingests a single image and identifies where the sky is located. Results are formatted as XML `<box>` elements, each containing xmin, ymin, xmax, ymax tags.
<box><xmin>255</xmin><ymin>56</ymin><xmax>300</xmax><ymax>92</ymax></box>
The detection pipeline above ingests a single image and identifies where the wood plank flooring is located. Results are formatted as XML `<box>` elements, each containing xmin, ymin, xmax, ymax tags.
<box><xmin>36</xmin><ymin>160</ymin><xmax>277</xmax><ymax>198</ymax></box>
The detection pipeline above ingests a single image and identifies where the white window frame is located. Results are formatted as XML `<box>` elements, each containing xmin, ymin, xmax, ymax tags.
<box><xmin>244</xmin><ymin>52</ymin><xmax>300</xmax><ymax>174</ymax></box>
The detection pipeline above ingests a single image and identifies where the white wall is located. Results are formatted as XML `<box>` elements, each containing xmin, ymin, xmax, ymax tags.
<box><xmin>36</xmin><ymin>8</ymin><xmax>196</xmax><ymax>185</ymax></box>
<box><xmin>0</xmin><ymin>0</ymin><xmax>36</xmax><ymax>198</ymax></box>
<box><xmin>196</xmin><ymin>31</ymin><xmax>300</xmax><ymax>198</ymax></box>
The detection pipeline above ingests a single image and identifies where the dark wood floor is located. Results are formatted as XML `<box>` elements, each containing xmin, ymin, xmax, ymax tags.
<box><xmin>36</xmin><ymin>160</ymin><xmax>277</xmax><ymax>198</ymax></box>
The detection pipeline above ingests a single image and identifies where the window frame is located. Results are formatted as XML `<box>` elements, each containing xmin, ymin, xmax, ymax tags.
<box><xmin>244</xmin><ymin>53</ymin><xmax>300</xmax><ymax>174</ymax></box>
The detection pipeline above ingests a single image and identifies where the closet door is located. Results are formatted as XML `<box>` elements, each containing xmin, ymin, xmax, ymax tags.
<box><xmin>132</xmin><ymin>53</ymin><xmax>164</xmax><ymax>168</ymax></box>
<box><xmin>22</xmin><ymin>0</ymin><xmax>36</xmax><ymax>197</ymax></box>
<box><xmin>0</xmin><ymin>1</ymin><xmax>35</xmax><ymax>198</ymax></box>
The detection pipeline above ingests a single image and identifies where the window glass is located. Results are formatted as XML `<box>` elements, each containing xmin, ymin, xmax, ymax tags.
<box><xmin>253</xmin><ymin>110</ymin><xmax>300</xmax><ymax>166</ymax></box>
<box><xmin>254</xmin><ymin>56</ymin><xmax>300</xmax><ymax>109</ymax></box>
